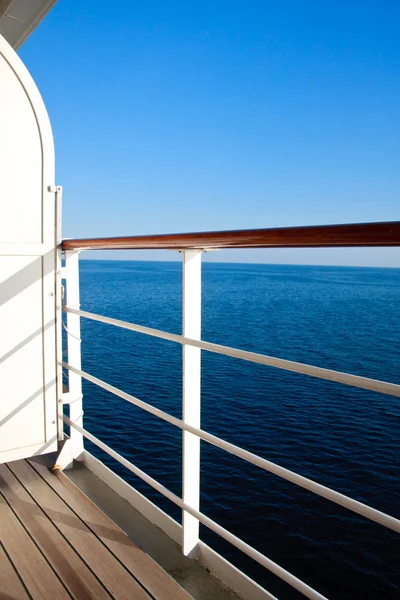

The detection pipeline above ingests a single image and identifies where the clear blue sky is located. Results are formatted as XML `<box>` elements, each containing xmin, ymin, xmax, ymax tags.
<box><xmin>20</xmin><ymin>1</ymin><xmax>400</xmax><ymax>265</ymax></box>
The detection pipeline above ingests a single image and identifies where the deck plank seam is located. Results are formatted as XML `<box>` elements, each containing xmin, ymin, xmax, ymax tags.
<box><xmin>26</xmin><ymin>460</ymin><xmax>159</xmax><ymax>600</ymax></box>
<box><xmin>0</xmin><ymin>485</ymin><xmax>74</xmax><ymax>600</ymax></box>
<box><xmin>0</xmin><ymin>539</ymin><xmax>34</xmax><ymax>600</ymax></box>
<box><xmin>46</xmin><ymin>463</ymin><xmax>195</xmax><ymax>600</ymax></box>
<box><xmin>5</xmin><ymin>463</ymin><xmax>116</xmax><ymax>600</ymax></box>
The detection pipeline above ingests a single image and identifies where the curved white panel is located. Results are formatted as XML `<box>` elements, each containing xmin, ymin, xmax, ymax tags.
<box><xmin>0</xmin><ymin>34</ymin><xmax>58</xmax><ymax>463</ymax></box>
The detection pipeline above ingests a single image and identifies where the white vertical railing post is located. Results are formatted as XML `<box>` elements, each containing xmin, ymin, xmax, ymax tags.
<box><xmin>64</xmin><ymin>250</ymin><xmax>84</xmax><ymax>458</ymax></box>
<box><xmin>182</xmin><ymin>250</ymin><xmax>202</xmax><ymax>557</ymax></box>
<box><xmin>54</xmin><ymin>186</ymin><xmax>64</xmax><ymax>441</ymax></box>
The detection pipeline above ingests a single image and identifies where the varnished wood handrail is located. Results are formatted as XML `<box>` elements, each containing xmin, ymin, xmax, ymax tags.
<box><xmin>62</xmin><ymin>221</ymin><xmax>400</xmax><ymax>251</ymax></box>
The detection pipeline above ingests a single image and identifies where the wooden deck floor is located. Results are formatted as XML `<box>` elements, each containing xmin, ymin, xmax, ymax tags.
<box><xmin>0</xmin><ymin>458</ymin><xmax>192</xmax><ymax>600</ymax></box>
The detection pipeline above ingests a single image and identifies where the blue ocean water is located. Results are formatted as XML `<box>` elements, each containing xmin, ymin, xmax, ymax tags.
<box><xmin>75</xmin><ymin>260</ymin><xmax>399</xmax><ymax>600</ymax></box>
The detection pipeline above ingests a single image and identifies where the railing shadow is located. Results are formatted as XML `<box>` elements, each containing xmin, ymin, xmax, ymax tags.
<box><xmin>0</xmin><ymin>248</ymin><xmax>59</xmax><ymax>450</ymax></box>
<box><xmin>32</xmin><ymin>435</ymin><xmax>58</xmax><ymax>456</ymax></box>
<box><xmin>0</xmin><ymin>500</ymin><xmax>96</xmax><ymax>599</ymax></box>
<box><xmin>0</xmin><ymin>379</ymin><xmax>56</xmax><ymax>429</ymax></box>
<box><xmin>0</xmin><ymin>320</ymin><xmax>55</xmax><ymax>366</ymax></box>
<box><xmin>0</xmin><ymin>466</ymin><xmax>133</xmax><ymax>546</ymax></box>
<box><xmin>0</xmin><ymin>250</ymin><xmax>56</xmax><ymax>308</ymax></box>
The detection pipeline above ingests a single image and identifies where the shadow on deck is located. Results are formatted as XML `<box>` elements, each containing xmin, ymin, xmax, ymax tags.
<box><xmin>0</xmin><ymin>457</ymin><xmax>192</xmax><ymax>599</ymax></box>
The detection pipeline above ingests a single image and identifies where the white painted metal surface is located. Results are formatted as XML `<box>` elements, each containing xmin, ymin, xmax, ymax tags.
<box><xmin>64</xmin><ymin>306</ymin><xmax>400</xmax><ymax>399</ymax></box>
<box><xmin>0</xmin><ymin>34</ymin><xmax>58</xmax><ymax>463</ymax></box>
<box><xmin>64</xmin><ymin>415</ymin><xmax>327</xmax><ymax>600</ymax></box>
<box><xmin>82</xmin><ymin>451</ymin><xmax>276</xmax><ymax>600</ymax></box>
<box><xmin>64</xmin><ymin>251</ymin><xmax>84</xmax><ymax>458</ymax></box>
<box><xmin>60</xmin><ymin>246</ymin><xmax>399</xmax><ymax>600</ymax></box>
<box><xmin>182</xmin><ymin>250</ymin><xmax>202</xmax><ymax>557</ymax></box>
<box><xmin>54</xmin><ymin>186</ymin><xmax>64</xmax><ymax>441</ymax></box>
<box><xmin>62</xmin><ymin>362</ymin><xmax>400</xmax><ymax>535</ymax></box>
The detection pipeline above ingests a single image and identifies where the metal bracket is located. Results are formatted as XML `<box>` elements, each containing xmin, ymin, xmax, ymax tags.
<box><xmin>52</xmin><ymin>435</ymin><xmax>84</xmax><ymax>471</ymax></box>
<box><xmin>62</xmin><ymin>393</ymin><xmax>83</xmax><ymax>406</ymax></box>
<box><xmin>52</xmin><ymin>438</ymin><xmax>74</xmax><ymax>471</ymax></box>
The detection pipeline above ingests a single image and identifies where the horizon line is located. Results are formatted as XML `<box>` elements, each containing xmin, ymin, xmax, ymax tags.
<box><xmin>78</xmin><ymin>257</ymin><xmax>400</xmax><ymax>270</ymax></box>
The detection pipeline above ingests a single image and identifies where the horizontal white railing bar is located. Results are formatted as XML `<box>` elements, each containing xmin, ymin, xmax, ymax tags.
<box><xmin>62</xmin><ymin>361</ymin><xmax>400</xmax><ymax>534</ymax></box>
<box><xmin>63</xmin><ymin>414</ymin><xmax>328</xmax><ymax>600</ymax></box>
<box><xmin>64</xmin><ymin>307</ymin><xmax>400</xmax><ymax>399</ymax></box>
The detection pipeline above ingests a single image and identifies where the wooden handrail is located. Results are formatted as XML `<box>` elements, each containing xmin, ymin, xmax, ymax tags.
<box><xmin>62</xmin><ymin>221</ymin><xmax>400</xmax><ymax>251</ymax></box>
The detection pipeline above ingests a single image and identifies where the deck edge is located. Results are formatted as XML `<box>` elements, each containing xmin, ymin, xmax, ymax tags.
<box><xmin>81</xmin><ymin>450</ymin><xmax>276</xmax><ymax>600</ymax></box>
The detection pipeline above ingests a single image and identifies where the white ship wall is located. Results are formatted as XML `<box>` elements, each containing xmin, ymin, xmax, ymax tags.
<box><xmin>0</xmin><ymin>34</ymin><xmax>58</xmax><ymax>462</ymax></box>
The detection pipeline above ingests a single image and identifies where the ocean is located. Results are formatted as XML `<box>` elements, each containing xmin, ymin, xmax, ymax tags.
<box><xmin>74</xmin><ymin>260</ymin><xmax>399</xmax><ymax>600</ymax></box>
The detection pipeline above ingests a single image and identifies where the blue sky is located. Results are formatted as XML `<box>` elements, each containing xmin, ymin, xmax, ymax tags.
<box><xmin>20</xmin><ymin>1</ymin><xmax>399</xmax><ymax>265</ymax></box>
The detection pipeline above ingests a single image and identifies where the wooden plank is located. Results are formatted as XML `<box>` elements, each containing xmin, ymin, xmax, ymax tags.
<box><xmin>0</xmin><ymin>491</ymin><xmax>71</xmax><ymax>600</ymax></box>
<box><xmin>8</xmin><ymin>460</ymin><xmax>151</xmax><ymax>600</ymax></box>
<box><xmin>29</xmin><ymin>459</ymin><xmax>192</xmax><ymax>600</ymax></box>
<box><xmin>0</xmin><ymin>541</ymin><xmax>31</xmax><ymax>600</ymax></box>
<box><xmin>62</xmin><ymin>221</ymin><xmax>400</xmax><ymax>251</ymax></box>
<box><xmin>0</xmin><ymin>464</ymin><xmax>112</xmax><ymax>600</ymax></box>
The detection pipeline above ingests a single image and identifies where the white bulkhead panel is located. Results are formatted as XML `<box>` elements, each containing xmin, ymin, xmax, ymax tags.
<box><xmin>0</xmin><ymin>34</ymin><xmax>58</xmax><ymax>463</ymax></box>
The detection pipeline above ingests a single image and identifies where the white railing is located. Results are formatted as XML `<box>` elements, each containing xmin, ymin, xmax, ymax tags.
<box><xmin>61</xmin><ymin>249</ymin><xmax>400</xmax><ymax>600</ymax></box>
